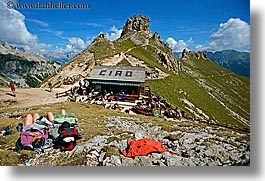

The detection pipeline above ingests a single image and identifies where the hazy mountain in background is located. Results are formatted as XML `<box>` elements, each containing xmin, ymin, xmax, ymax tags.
<box><xmin>43</xmin><ymin>50</ymin><xmax>80</xmax><ymax>65</ymax></box>
<box><xmin>206</xmin><ymin>50</ymin><xmax>250</xmax><ymax>77</ymax></box>
<box><xmin>0</xmin><ymin>42</ymin><xmax>60</xmax><ymax>87</ymax></box>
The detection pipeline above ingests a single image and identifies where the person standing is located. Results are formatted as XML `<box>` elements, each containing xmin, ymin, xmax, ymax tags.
<box><xmin>9</xmin><ymin>81</ymin><xmax>16</xmax><ymax>97</ymax></box>
<box><xmin>48</xmin><ymin>82</ymin><xmax>53</xmax><ymax>92</ymax></box>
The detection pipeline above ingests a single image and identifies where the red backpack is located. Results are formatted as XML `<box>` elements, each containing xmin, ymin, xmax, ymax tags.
<box><xmin>60</xmin><ymin>127</ymin><xmax>78</xmax><ymax>151</ymax></box>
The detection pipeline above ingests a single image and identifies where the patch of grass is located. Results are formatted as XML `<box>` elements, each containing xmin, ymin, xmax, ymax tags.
<box><xmin>0</xmin><ymin>149</ymin><xmax>36</xmax><ymax>166</ymax></box>
<box><xmin>107</xmin><ymin>136</ymin><xmax>120</xmax><ymax>143</ymax></box>
<box><xmin>128</xmin><ymin>45</ymin><xmax>169</xmax><ymax>73</ymax></box>
<box><xmin>117</xmin><ymin>59</ymin><xmax>132</xmax><ymax>66</ymax></box>
<box><xmin>0</xmin><ymin>150</ymin><xmax>21</xmax><ymax>166</ymax></box>
<box><xmin>164</xmin><ymin>133</ymin><xmax>182</xmax><ymax>141</ymax></box>
<box><xmin>107</xmin><ymin>133</ymin><xmax>132</xmax><ymax>143</ymax></box>
<box><xmin>58</xmin><ymin>151</ymin><xmax>87</xmax><ymax>166</ymax></box>
<box><xmin>113</xmin><ymin>39</ymin><xmax>136</xmax><ymax>52</ymax></box>
<box><xmin>102</xmin><ymin>145</ymin><xmax>120</xmax><ymax>157</ymax></box>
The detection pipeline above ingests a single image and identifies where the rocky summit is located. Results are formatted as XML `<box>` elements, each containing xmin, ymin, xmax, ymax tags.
<box><xmin>181</xmin><ymin>48</ymin><xmax>208</xmax><ymax>60</ymax></box>
<box><xmin>121</xmin><ymin>14</ymin><xmax>152</xmax><ymax>38</ymax></box>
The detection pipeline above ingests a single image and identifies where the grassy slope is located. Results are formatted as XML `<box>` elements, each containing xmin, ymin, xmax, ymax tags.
<box><xmin>126</xmin><ymin>45</ymin><xmax>249</xmax><ymax>129</ymax></box>
<box><xmin>43</xmin><ymin>32</ymin><xmax>249</xmax><ymax>129</ymax></box>
<box><xmin>183</xmin><ymin>58</ymin><xmax>249</xmax><ymax>124</ymax></box>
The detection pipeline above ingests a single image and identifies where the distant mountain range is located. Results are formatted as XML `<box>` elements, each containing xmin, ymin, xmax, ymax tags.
<box><xmin>174</xmin><ymin>50</ymin><xmax>250</xmax><ymax>77</ymax></box>
<box><xmin>0</xmin><ymin>42</ymin><xmax>60</xmax><ymax>87</ymax></box>
<box><xmin>206</xmin><ymin>50</ymin><xmax>250</xmax><ymax>77</ymax></box>
<box><xmin>43</xmin><ymin>50</ymin><xmax>79</xmax><ymax>65</ymax></box>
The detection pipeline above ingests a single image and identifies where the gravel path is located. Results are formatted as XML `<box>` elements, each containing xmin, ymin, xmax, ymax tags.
<box><xmin>0</xmin><ymin>87</ymin><xmax>69</xmax><ymax>108</ymax></box>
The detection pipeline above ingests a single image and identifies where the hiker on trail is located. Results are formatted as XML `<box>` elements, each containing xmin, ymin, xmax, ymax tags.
<box><xmin>17</xmin><ymin>112</ymin><xmax>53</xmax><ymax>152</ymax></box>
<box><xmin>48</xmin><ymin>83</ymin><xmax>53</xmax><ymax>92</ymax></box>
<box><xmin>9</xmin><ymin>81</ymin><xmax>16</xmax><ymax>97</ymax></box>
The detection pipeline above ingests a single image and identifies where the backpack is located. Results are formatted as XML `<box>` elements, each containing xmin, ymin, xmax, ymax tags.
<box><xmin>53</xmin><ymin>121</ymin><xmax>81</xmax><ymax>151</ymax></box>
<box><xmin>3</xmin><ymin>125</ymin><xmax>13</xmax><ymax>136</ymax></box>
<box><xmin>49</xmin><ymin>114</ymin><xmax>78</xmax><ymax>139</ymax></box>
<box><xmin>60</xmin><ymin>127</ymin><xmax>78</xmax><ymax>151</ymax></box>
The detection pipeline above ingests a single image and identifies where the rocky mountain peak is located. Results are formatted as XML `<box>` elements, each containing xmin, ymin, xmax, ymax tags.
<box><xmin>121</xmin><ymin>14</ymin><xmax>152</xmax><ymax>38</ymax></box>
<box><xmin>181</xmin><ymin>48</ymin><xmax>207</xmax><ymax>60</ymax></box>
<box><xmin>91</xmin><ymin>33</ymin><xmax>109</xmax><ymax>44</ymax></box>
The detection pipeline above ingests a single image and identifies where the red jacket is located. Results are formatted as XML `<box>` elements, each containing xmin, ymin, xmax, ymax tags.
<box><xmin>121</xmin><ymin>138</ymin><xmax>169</xmax><ymax>158</ymax></box>
<box><xmin>10</xmin><ymin>83</ymin><xmax>15</xmax><ymax>91</ymax></box>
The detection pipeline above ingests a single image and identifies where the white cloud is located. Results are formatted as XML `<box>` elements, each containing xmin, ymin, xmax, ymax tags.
<box><xmin>27</xmin><ymin>19</ymin><xmax>49</xmax><ymax>27</ymax></box>
<box><xmin>0</xmin><ymin>0</ymin><xmax>37</xmax><ymax>45</ymax></box>
<box><xmin>34</xmin><ymin>43</ymin><xmax>52</xmax><ymax>53</ymax></box>
<box><xmin>67</xmin><ymin>37</ymin><xmax>89</xmax><ymax>49</ymax></box>
<box><xmin>46</xmin><ymin>45</ymin><xmax>79</xmax><ymax>59</ymax></box>
<box><xmin>166</xmin><ymin>37</ymin><xmax>193</xmax><ymax>52</ymax></box>
<box><xmin>196</xmin><ymin>18</ymin><xmax>250</xmax><ymax>51</ymax></box>
<box><xmin>0</xmin><ymin>0</ymin><xmax>91</xmax><ymax>61</ymax></box>
<box><xmin>85</xmin><ymin>22</ymin><xmax>103</xmax><ymax>28</ymax></box>
<box><xmin>40</xmin><ymin>29</ymin><xmax>64</xmax><ymax>39</ymax></box>
<box><xmin>43</xmin><ymin>37</ymin><xmax>92</xmax><ymax>61</ymax></box>
<box><xmin>106</xmin><ymin>25</ymin><xmax>122</xmax><ymax>41</ymax></box>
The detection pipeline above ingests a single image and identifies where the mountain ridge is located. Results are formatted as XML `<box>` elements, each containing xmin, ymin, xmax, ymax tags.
<box><xmin>206</xmin><ymin>49</ymin><xmax>250</xmax><ymax>77</ymax></box>
<box><xmin>174</xmin><ymin>49</ymin><xmax>250</xmax><ymax>77</ymax></box>
<box><xmin>0</xmin><ymin>42</ymin><xmax>60</xmax><ymax>87</ymax></box>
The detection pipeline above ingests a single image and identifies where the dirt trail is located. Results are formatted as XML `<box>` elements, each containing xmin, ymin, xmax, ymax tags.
<box><xmin>0</xmin><ymin>86</ymin><xmax>71</xmax><ymax>109</ymax></box>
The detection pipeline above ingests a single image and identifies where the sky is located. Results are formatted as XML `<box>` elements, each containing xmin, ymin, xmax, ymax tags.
<box><xmin>0</xmin><ymin>0</ymin><xmax>250</xmax><ymax>59</ymax></box>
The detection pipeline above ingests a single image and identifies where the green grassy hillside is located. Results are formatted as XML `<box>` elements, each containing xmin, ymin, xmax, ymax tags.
<box><xmin>82</xmin><ymin>31</ymin><xmax>249</xmax><ymax>130</ymax></box>
<box><xmin>147</xmin><ymin>60</ymin><xmax>249</xmax><ymax>130</ymax></box>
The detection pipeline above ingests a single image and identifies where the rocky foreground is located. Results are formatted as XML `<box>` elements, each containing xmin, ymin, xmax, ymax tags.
<box><xmin>25</xmin><ymin>116</ymin><xmax>250</xmax><ymax>166</ymax></box>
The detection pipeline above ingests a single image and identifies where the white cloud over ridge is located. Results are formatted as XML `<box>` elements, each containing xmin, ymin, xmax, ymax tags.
<box><xmin>67</xmin><ymin>37</ymin><xmax>89</xmax><ymax>49</ymax></box>
<box><xmin>0</xmin><ymin>0</ymin><xmax>37</xmax><ymax>45</ymax></box>
<box><xmin>105</xmin><ymin>25</ymin><xmax>122</xmax><ymax>41</ymax></box>
<box><xmin>196</xmin><ymin>18</ymin><xmax>250</xmax><ymax>51</ymax></box>
<box><xmin>166</xmin><ymin>37</ymin><xmax>193</xmax><ymax>52</ymax></box>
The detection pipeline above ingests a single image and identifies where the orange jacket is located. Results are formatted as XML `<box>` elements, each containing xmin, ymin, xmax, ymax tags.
<box><xmin>121</xmin><ymin>138</ymin><xmax>169</xmax><ymax>158</ymax></box>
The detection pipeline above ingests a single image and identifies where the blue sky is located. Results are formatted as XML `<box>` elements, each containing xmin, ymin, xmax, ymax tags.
<box><xmin>0</xmin><ymin>0</ymin><xmax>250</xmax><ymax>58</ymax></box>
